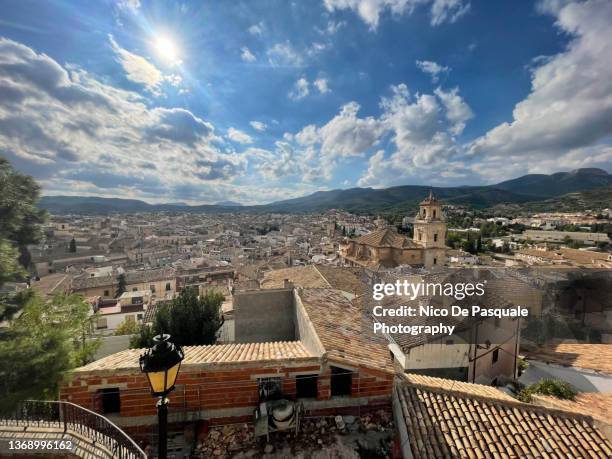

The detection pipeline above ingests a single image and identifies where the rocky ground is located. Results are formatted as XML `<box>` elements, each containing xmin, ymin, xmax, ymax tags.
<box><xmin>192</xmin><ymin>410</ymin><xmax>396</xmax><ymax>458</ymax></box>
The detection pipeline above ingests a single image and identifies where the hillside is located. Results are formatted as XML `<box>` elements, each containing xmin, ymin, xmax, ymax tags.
<box><xmin>38</xmin><ymin>168</ymin><xmax>611</xmax><ymax>215</ymax></box>
<box><xmin>489</xmin><ymin>186</ymin><xmax>612</xmax><ymax>215</ymax></box>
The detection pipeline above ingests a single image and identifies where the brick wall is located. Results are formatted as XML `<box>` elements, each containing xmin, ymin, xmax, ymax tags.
<box><xmin>60</xmin><ymin>361</ymin><xmax>393</xmax><ymax>427</ymax></box>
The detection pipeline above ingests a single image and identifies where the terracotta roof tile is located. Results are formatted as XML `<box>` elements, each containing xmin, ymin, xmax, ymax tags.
<box><xmin>354</xmin><ymin>228</ymin><xmax>419</xmax><ymax>249</ymax></box>
<box><xmin>297</xmin><ymin>288</ymin><xmax>394</xmax><ymax>373</ymax></box>
<box><xmin>398</xmin><ymin>377</ymin><xmax>612</xmax><ymax>459</ymax></box>
<box><xmin>524</xmin><ymin>343</ymin><xmax>612</xmax><ymax>375</ymax></box>
<box><xmin>74</xmin><ymin>341</ymin><xmax>314</xmax><ymax>373</ymax></box>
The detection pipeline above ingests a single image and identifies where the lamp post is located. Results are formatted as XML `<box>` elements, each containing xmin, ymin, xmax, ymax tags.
<box><xmin>140</xmin><ymin>334</ymin><xmax>184</xmax><ymax>459</ymax></box>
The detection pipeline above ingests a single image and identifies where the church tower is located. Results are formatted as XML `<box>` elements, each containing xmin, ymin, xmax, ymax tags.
<box><xmin>413</xmin><ymin>191</ymin><xmax>446</xmax><ymax>267</ymax></box>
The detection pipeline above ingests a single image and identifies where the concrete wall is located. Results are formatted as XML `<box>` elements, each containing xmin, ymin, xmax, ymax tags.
<box><xmin>233</xmin><ymin>288</ymin><xmax>295</xmax><ymax>343</ymax></box>
<box><xmin>293</xmin><ymin>291</ymin><xmax>326</xmax><ymax>356</ymax></box>
<box><xmin>91</xmin><ymin>334</ymin><xmax>132</xmax><ymax>360</ymax></box>
<box><xmin>520</xmin><ymin>361</ymin><xmax>612</xmax><ymax>392</ymax></box>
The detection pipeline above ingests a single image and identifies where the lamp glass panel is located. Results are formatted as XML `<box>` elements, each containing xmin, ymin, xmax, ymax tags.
<box><xmin>146</xmin><ymin>370</ymin><xmax>168</xmax><ymax>395</ymax></box>
<box><xmin>165</xmin><ymin>362</ymin><xmax>181</xmax><ymax>390</ymax></box>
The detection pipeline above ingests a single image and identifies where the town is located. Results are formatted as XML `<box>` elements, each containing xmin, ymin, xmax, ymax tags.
<box><xmin>1</xmin><ymin>174</ymin><xmax>611</xmax><ymax>458</ymax></box>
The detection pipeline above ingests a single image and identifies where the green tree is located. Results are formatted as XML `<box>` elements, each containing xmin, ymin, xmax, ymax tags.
<box><xmin>114</xmin><ymin>317</ymin><xmax>140</xmax><ymax>336</ymax></box>
<box><xmin>0</xmin><ymin>157</ymin><xmax>46</xmax><ymax>271</ymax></box>
<box><xmin>0</xmin><ymin>293</ymin><xmax>99</xmax><ymax>413</ymax></box>
<box><xmin>131</xmin><ymin>287</ymin><xmax>224</xmax><ymax>348</ymax></box>
<box><xmin>115</xmin><ymin>273</ymin><xmax>127</xmax><ymax>298</ymax></box>
<box><xmin>0</xmin><ymin>158</ymin><xmax>47</xmax><ymax>321</ymax></box>
<box><xmin>69</xmin><ymin>238</ymin><xmax>77</xmax><ymax>253</ymax></box>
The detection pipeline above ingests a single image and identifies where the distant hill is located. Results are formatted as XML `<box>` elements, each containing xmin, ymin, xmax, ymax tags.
<box><xmin>493</xmin><ymin>168</ymin><xmax>612</xmax><ymax>198</ymax></box>
<box><xmin>490</xmin><ymin>186</ymin><xmax>612</xmax><ymax>215</ymax></box>
<box><xmin>215</xmin><ymin>200</ymin><xmax>243</xmax><ymax>207</ymax></box>
<box><xmin>38</xmin><ymin>168</ymin><xmax>611</xmax><ymax>214</ymax></box>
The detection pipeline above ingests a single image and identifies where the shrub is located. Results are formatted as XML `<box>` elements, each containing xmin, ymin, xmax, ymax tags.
<box><xmin>517</xmin><ymin>378</ymin><xmax>576</xmax><ymax>403</ymax></box>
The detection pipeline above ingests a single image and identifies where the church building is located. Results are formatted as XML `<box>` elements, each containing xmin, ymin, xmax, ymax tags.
<box><xmin>339</xmin><ymin>191</ymin><xmax>446</xmax><ymax>269</ymax></box>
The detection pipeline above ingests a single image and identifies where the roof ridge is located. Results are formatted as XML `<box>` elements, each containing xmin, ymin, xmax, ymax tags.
<box><xmin>312</xmin><ymin>265</ymin><xmax>333</xmax><ymax>288</ymax></box>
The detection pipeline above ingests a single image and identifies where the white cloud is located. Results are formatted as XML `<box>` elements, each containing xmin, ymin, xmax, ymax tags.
<box><xmin>109</xmin><ymin>35</ymin><xmax>163</xmax><ymax>94</ymax></box>
<box><xmin>248</xmin><ymin>21</ymin><xmax>265</xmax><ymax>36</ymax></box>
<box><xmin>240</xmin><ymin>46</ymin><xmax>256</xmax><ymax>62</ymax></box>
<box><xmin>416</xmin><ymin>60</ymin><xmax>450</xmax><ymax>83</ymax></box>
<box><xmin>117</xmin><ymin>0</ymin><xmax>140</xmax><ymax>10</ymax></box>
<box><xmin>250</xmin><ymin>121</ymin><xmax>267</xmax><ymax>131</ymax></box>
<box><xmin>227</xmin><ymin>127</ymin><xmax>254</xmax><ymax>144</ymax></box>
<box><xmin>289</xmin><ymin>78</ymin><xmax>310</xmax><ymax>100</ymax></box>
<box><xmin>468</xmin><ymin>0</ymin><xmax>612</xmax><ymax>176</ymax></box>
<box><xmin>267</xmin><ymin>41</ymin><xmax>305</xmax><ymax>67</ymax></box>
<box><xmin>0</xmin><ymin>37</ymin><xmax>248</xmax><ymax>204</ymax></box>
<box><xmin>323</xmin><ymin>0</ymin><xmax>470</xmax><ymax>29</ymax></box>
<box><xmin>434</xmin><ymin>87</ymin><xmax>473</xmax><ymax>135</ymax></box>
<box><xmin>314</xmin><ymin>78</ymin><xmax>330</xmax><ymax>94</ymax></box>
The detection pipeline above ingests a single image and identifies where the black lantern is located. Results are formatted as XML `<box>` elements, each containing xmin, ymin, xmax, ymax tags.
<box><xmin>140</xmin><ymin>334</ymin><xmax>184</xmax><ymax>397</ymax></box>
<box><xmin>140</xmin><ymin>334</ymin><xmax>184</xmax><ymax>459</ymax></box>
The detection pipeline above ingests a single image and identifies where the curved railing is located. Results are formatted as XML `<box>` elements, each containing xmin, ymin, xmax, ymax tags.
<box><xmin>1</xmin><ymin>400</ymin><xmax>146</xmax><ymax>459</ymax></box>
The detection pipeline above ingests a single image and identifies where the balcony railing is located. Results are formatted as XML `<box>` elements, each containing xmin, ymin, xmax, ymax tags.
<box><xmin>1</xmin><ymin>400</ymin><xmax>146</xmax><ymax>459</ymax></box>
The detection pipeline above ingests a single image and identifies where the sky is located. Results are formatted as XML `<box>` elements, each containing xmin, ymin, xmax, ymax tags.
<box><xmin>0</xmin><ymin>0</ymin><xmax>611</xmax><ymax>205</ymax></box>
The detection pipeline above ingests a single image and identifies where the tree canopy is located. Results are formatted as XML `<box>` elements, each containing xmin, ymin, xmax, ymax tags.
<box><xmin>131</xmin><ymin>287</ymin><xmax>224</xmax><ymax>348</ymax></box>
<box><xmin>0</xmin><ymin>292</ymin><xmax>99</xmax><ymax>413</ymax></box>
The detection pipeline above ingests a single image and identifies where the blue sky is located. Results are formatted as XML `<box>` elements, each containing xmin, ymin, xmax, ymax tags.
<box><xmin>0</xmin><ymin>0</ymin><xmax>611</xmax><ymax>204</ymax></box>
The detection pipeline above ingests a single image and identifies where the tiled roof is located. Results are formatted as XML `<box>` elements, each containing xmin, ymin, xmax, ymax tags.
<box><xmin>354</xmin><ymin>228</ymin><xmax>418</xmax><ymax>249</ymax></box>
<box><xmin>72</xmin><ymin>268</ymin><xmax>177</xmax><ymax>290</ymax></box>
<box><xmin>397</xmin><ymin>377</ymin><xmax>612</xmax><ymax>459</ymax></box>
<box><xmin>533</xmin><ymin>393</ymin><xmax>612</xmax><ymax>424</ymax></box>
<box><xmin>297</xmin><ymin>288</ymin><xmax>394</xmax><ymax>373</ymax></box>
<box><xmin>261</xmin><ymin>265</ymin><xmax>367</xmax><ymax>295</ymax></box>
<box><xmin>524</xmin><ymin>343</ymin><xmax>612</xmax><ymax>375</ymax></box>
<box><xmin>401</xmin><ymin>373</ymin><xmax>516</xmax><ymax>401</ymax></box>
<box><xmin>74</xmin><ymin>341</ymin><xmax>314</xmax><ymax>373</ymax></box>
<box><xmin>516</xmin><ymin>249</ymin><xmax>565</xmax><ymax>261</ymax></box>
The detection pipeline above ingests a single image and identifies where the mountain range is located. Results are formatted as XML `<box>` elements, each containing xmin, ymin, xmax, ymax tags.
<box><xmin>38</xmin><ymin>168</ymin><xmax>612</xmax><ymax>215</ymax></box>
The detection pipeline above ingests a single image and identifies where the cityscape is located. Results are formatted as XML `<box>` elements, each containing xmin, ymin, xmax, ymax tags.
<box><xmin>1</xmin><ymin>1</ymin><xmax>612</xmax><ymax>458</ymax></box>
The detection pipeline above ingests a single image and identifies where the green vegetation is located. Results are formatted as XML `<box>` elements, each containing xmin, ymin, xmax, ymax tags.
<box><xmin>115</xmin><ymin>273</ymin><xmax>127</xmax><ymax>298</ymax></box>
<box><xmin>518</xmin><ymin>379</ymin><xmax>576</xmax><ymax>403</ymax></box>
<box><xmin>1</xmin><ymin>157</ymin><xmax>47</xmax><ymax>321</ymax></box>
<box><xmin>69</xmin><ymin>237</ymin><xmax>77</xmax><ymax>253</ymax></box>
<box><xmin>131</xmin><ymin>287</ymin><xmax>224</xmax><ymax>348</ymax></box>
<box><xmin>113</xmin><ymin>317</ymin><xmax>140</xmax><ymax>336</ymax></box>
<box><xmin>0</xmin><ymin>292</ymin><xmax>99</xmax><ymax>413</ymax></box>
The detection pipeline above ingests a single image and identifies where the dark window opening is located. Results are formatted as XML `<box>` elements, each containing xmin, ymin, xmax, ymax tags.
<box><xmin>103</xmin><ymin>290</ymin><xmax>109</xmax><ymax>297</ymax></box>
<box><xmin>98</xmin><ymin>388</ymin><xmax>120</xmax><ymax>414</ymax></box>
<box><xmin>258</xmin><ymin>377</ymin><xmax>282</xmax><ymax>402</ymax></box>
<box><xmin>132</xmin><ymin>287</ymin><xmax>137</xmax><ymax>291</ymax></box>
<box><xmin>433</xmin><ymin>210</ymin><xmax>437</xmax><ymax>218</ymax></box>
<box><xmin>433</xmin><ymin>257</ymin><xmax>437</xmax><ymax>265</ymax></box>
<box><xmin>165</xmin><ymin>282</ymin><xmax>171</xmax><ymax>291</ymax></box>
<box><xmin>150</xmin><ymin>284</ymin><xmax>156</xmax><ymax>293</ymax></box>
<box><xmin>296</xmin><ymin>374</ymin><xmax>318</xmax><ymax>399</ymax></box>
<box><xmin>434</xmin><ymin>234</ymin><xmax>438</xmax><ymax>242</ymax></box>
<box><xmin>330</xmin><ymin>366</ymin><xmax>352</xmax><ymax>397</ymax></box>
<box><xmin>492</xmin><ymin>348</ymin><xmax>499</xmax><ymax>364</ymax></box>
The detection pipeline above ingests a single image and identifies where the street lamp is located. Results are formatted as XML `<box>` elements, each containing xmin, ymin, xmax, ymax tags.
<box><xmin>140</xmin><ymin>334</ymin><xmax>184</xmax><ymax>459</ymax></box>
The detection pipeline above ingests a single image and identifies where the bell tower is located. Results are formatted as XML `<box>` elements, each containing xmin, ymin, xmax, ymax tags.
<box><xmin>413</xmin><ymin>190</ymin><xmax>446</xmax><ymax>249</ymax></box>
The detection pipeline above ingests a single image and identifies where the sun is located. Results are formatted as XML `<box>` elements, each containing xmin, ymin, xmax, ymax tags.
<box><xmin>154</xmin><ymin>36</ymin><xmax>179</xmax><ymax>63</ymax></box>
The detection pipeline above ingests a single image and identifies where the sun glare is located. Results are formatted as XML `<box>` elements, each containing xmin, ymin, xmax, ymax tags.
<box><xmin>155</xmin><ymin>36</ymin><xmax>179</xmax><ymax>63</ymax></box>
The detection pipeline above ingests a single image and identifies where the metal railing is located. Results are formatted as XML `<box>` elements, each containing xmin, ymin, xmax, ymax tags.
<box><xmin>1</xmin><ymin>400</ymin><xmax>146</xmax><ymax>459</ymax></box>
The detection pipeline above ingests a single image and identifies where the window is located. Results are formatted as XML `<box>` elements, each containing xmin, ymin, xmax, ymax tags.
<box><xmin>103</xmin><ymin>290</ymin><xmax>110</xmax><ymax>297</ymax></box>
<box><xmin>258</xmin><ymin>377</ymin><xmax>282</xmax><ymax>402</ymax></box>
<box><xmin>296</xmin><ymin>375</ymin><xmax>318</xmax><ymax>399</ymax></box>
<box><xmin>132</xmin><ymin>287</ymin><xmax>137</xmax><ymax>292</ymax></box>
<box><xmin>418</xmin><ymin>233</ymin><xmax>422</xmax><ymax>241</ymax></box>
<box><xmin>137</xmin><ymin>313</ymin><xmax>143</xmax><ymax>320</ymax></box>
<box><xmin>150</xmin><ymin>284</ymin><xmax>156</xmax><ymax>293</ymax></box>
<box><xmin>433</xmin><ymin>257</ymin><xmax>437</xmax><ymax>265</ymax></box>
<box><xmin>165</xmin><ymin>282</ymin><xmax>171</xmax><ymax>291</ymax></box>
<box><xmin>492</xmin><ymin>348</ymin><xmax>499</xmax><ymax>364</ymax></box>
<box><xmin>330</xmin><ymin>366</ymin><xmax>352</xmax><ymax>397</ymax></box>
<box><xmin>433</xmin><ymin>210</ymin><xmax>437</xmax><ymax>218</ymax></box>
<box><xmin>434</xmin><ymin>234</ymin><xmax>438</xmax><ymax>242</ymax></box>
<box><xmin>96</xmin><ymin>317</ymin><xmax>108</xmax><ymax>329</ymax></box>
<box><xmin>97</xmin><ymin>388</ymin><xmax>120</xmax><ymax>414</ymax></box>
